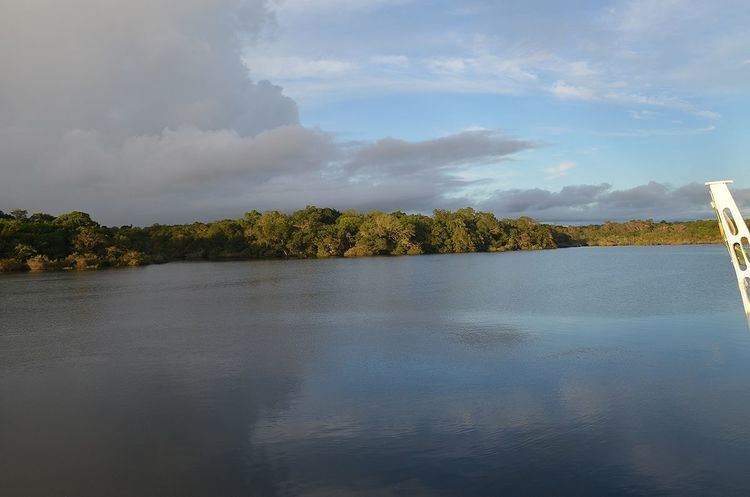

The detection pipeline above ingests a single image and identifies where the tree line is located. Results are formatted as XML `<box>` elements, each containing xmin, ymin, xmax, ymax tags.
<box><xmin>559</xmin><ymin>219</ymin><xmax>722</xmax><ymax>247</ymax></box>
<box><xmin>0</xmin><ymin>207</ymin><xmax>723</xmax><ymax>272</ymax></box>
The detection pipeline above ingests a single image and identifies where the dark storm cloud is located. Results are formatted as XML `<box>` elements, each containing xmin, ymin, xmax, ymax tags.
<box><xmin>347</xmin><ymin>130</ymin><xmax>535</xmax><ymax>177</ymax></box>
<box><xmin>477</xmin><ymin>181</ymin><xmax>750</xmax><ymax>222</ymax></box>
<box><xmin>174</xmin><ymin>129</ymin><xmax>537</xmax><ymax>222</ymax></box>
<box><xmin>0</xmin><ymin>0</ymin><xmax>539</xmax><ymax>225</ymax></box>
<box><xmin>483</xmin><ymin>183</ymin><xmax>612</xmax><ymax>213</ymax></box>
<box><xmin>0</xmin><ymin>0</ymin><xmax>307</xmax><ymax>223</ymax></box>
<box><xmin>0</xmin><ymin>0</ymin><xmax>297</xmax><ymax>136</ymax></box>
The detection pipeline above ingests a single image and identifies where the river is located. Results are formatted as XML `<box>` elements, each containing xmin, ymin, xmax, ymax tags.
<box><xmin>2</xmin><ymin>245</ymin><xmax>750</xmax><ymax>496</ymax></box>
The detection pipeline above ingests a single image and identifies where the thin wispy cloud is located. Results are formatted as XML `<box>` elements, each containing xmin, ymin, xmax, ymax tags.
<box><xmin>597</xmin><ymin>125</ymin><xmax>717</xmax><ymax>137</ymax></box>
<box><xmin>242</xmin><ymin>0</ymin><xmax>746</xmax><ymax>124</ymax></box>
<box><xmin>548</xmin><ymin>81</ymin><xmax>720</xmax><ymax>120</ymax></box>
<box><xmin>628</xmin><ymin>110</ymin><xmax>656</xmax><ymax>120</ymax></box>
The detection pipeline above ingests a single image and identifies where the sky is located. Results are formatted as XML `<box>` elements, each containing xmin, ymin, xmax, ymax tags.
<box><xmin>1</xmin><ymin>0</ymin><xmax>750</xmax><ymax>225</ymax></box>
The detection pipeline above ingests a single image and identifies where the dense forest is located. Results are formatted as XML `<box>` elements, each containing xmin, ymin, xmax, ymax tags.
<box><xmin>557</xmin><ymin>219</ymin><xmax>722</xmax><ymax>246</ymax></box>
<box><xmin>0</xmin><ymin>207</ymin><xmax>726</xmax><ymax>272</ymax></box>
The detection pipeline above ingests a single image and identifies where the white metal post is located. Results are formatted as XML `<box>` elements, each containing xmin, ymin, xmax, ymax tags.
<box><xmin>706</xmin><ymin>180</ymin><xmax>750</xmax><ymax>325</ymax></box>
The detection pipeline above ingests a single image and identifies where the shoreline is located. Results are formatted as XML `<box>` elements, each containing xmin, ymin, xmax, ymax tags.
<box><xmin>0</xmin><ymin>241</ymin><xmax>725</xmax><ymax>275</ymax></box>
<box><xmin>0</xmin><ymin>208</ymin><xmax>726</xmax><ymax>274</ymax></box>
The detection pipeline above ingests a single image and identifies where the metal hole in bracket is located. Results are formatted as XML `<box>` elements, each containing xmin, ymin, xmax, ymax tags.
<box><xmin>743</xmin><ymin>277</ymin><xmax>750</xmax><ymax>303</ymax></box>
<box><xmin>723</xmin><ymin>208</ymin><xmax>739</xmax><ymax>235</ymax></box>
<box><xmin>734</xmin><ymin>243</ymin><xmax>748</xmax><ymax>270</ymax></box>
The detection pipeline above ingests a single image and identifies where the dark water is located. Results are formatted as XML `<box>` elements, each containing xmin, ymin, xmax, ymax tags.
<box><xmin>2</xmin><ymin>245</ymin><xmax>750</xmax><ymax>496</ymax></box>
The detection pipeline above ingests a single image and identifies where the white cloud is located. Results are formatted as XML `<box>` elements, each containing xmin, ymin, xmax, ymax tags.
<box><xmin>550</xmin><ymin>81</ymin><xmax>598</xmax><ymax>100</ymax></box>
<box><xmin>426</xmin><ymin>57</ymin><xmax>468</xmax><ymax>74</ymax></box>
<box><xmin>598</xmin><ymin>125</ymin><xmax>716</xmax><ymax>137</ymax></box>
<box><xmin>611</xmin><ymin>0</ymin><xmax>693</xmax><ymax>35</ymax></box>
<box><xmin>548</xmin><ymin>81</ymin><xmax>720</xmax><ymax>120</ymax></box>
<box><xmin>251</xmin><ymin>0</ymin><xmax>740</xmax><ymax>121</ymax></box>
<box><xmin>567</xmin><ymin>61</ymin><xmax>597</xmax><ymax>77</ymax></box>
<box><xmin>627</xmin><ymin>110</ymin><xmax>656</xmax><ymax>120</ymax></box>
<box><xmin>370</xmin><ymin>55</ymin><xmax>410</xmax><ymax>68</ymax></box>
<box><xmin>544</xmin><ymin>161</ymin><xmax>575</xmax><ymax>179</ymax></box>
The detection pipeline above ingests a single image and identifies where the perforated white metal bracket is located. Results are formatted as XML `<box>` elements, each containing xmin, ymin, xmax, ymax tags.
<box><xmin>706</xmin><ymin>180</ymin><xmax>750</xmax><ymax>325</ymax></box>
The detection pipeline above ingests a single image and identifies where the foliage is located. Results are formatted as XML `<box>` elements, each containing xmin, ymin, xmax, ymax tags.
<box><xmin>0</xmin><ymin>207</ymin><xmax>730</xmax><ymax>272</ymax></box>
<box><xmin>10</xmin><ymin>209</ymin><xmax>28</xmax><ymax>220</ymax></box>
<box><xmin>558</xmin><ymin>219</ymin><xmax>723</xmax><ymax>246</ymax></box>
<box><xmin>26</xmin><ymin>254</ymin><xmax>51</xmax><ymax>272</ymax></box>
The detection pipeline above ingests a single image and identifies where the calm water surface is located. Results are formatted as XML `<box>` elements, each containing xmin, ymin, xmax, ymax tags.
<box><xmin>2</xmin><ymin>245</ymin><xmax>750</xmax><ymax>496</ymax></box>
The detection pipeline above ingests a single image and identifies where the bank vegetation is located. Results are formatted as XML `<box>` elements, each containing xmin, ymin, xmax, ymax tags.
<box><xmin>0</xmin><ymin>207</ymin><xmax>725</xmax><ymax>272</ymax></box>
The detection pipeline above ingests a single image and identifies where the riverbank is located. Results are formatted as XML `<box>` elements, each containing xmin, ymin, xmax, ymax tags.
<box><xmin>0</xmin><ymin>208</ymin><xmax>725</xmax><ymax>273</ymax></box>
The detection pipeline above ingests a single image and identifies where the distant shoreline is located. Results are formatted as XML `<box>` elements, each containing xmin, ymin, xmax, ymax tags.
<box><xmin>0</xmin><ymin>207</ymin><xmax>726</xmax><ymax>273</ymax></box>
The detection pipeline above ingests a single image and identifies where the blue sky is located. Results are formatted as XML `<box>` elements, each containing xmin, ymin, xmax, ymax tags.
<box><xmin>2</xmin><ymin>0</ymin><xmax>749</xmax><ymax>224</ymax></box>
<box><xmin>245</xmin><ymin>0</ymin><xmax>750</xmax><ymax>191</ymax></box>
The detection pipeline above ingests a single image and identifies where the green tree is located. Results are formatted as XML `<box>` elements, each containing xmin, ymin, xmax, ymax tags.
<box><xmin>14</xmin><ymin>243</ymin><xmax>36</xmax><ymax>259</ymax></box>
<box><xmin>1</xmin><ymin>203</ymin><xmax>725</xmax><ymax>273</ymax></box>
<box><xmin>53</xmin><ymin>211</ymin><xmax>98</xmax><ymax>230</ymax></box>
<box><xmin>74</xmin><ymin>226</ymin><xmax>108</xmax><ymax>253</ymax></box>
<box><xmin>252</xmin><ymin>211</ymin><xmax>293</xmax><ymax>257</ymax></box>
<box><xmin>28</xmin><ymin>212</ymin><xmax>55</xmax><ymax>223</ymax></box>
<box><xmin>10</xmin><ymin>209</ymin><xmax>27</xmax><ymax>220</ymax></box>
<box><xmin>345</xmin><ymin>212</ymin><xmax>420</xmax><ymax>256</ymax></box>
<box><xmin>287</xmin><ymin>206</ymin><xmax>341</xmax><ymax>258</ymax></box>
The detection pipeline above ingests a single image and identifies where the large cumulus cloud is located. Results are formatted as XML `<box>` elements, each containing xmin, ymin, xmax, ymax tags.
<box><xmin>0</xmin><ymin>0</ymin><xmax>305</xmax><ymax>222</ymax></box>
<box><xmin>0</xmin><ymin>0</ymin><xmax>540</xmax><ymax>224</ymax></box>
<box><xmin>0</xmin><ymin>0</ymin><xmax>297</xmax><ymax>135</ymax></box>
